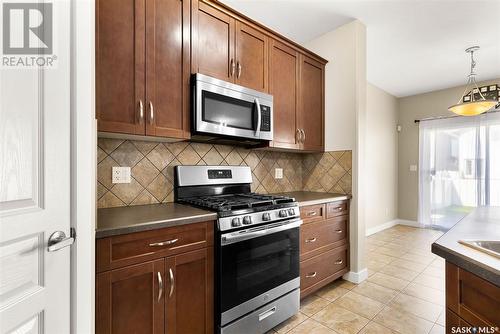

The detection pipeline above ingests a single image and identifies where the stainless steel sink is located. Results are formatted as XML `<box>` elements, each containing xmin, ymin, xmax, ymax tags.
<box><xmin>459</xmin><ymin>240</ymin><xmax>500</xmax><ymax>259</ymax></box>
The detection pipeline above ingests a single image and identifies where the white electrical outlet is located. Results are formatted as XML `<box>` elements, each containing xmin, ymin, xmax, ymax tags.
<box><xmin>409</xmin><ymin>164</ymin><xmax>418</xmax><ymax>172</ymax></box>
<box><xmin>112</xmin><ymin>166</ymin><xmax>131</xmax><ymax>184</ymax></box>
<box><xmin>274</xmin><ymin>168</ymin><xmax>283</xmax><ymax>179</ymax></box>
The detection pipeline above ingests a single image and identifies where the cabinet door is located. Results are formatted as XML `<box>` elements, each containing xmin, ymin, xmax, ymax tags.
<box><xmin>96</xmin><ymin>260</ymin><xmax>164</xmax><ymax>334</ymax></box>
<box><xmin>235</xmin><ymin>21</ymin><xmax>268</xmax><ymax>92</ymax></box>
<box><xmin>166</xmin><ymin>248</ymin><xmax>214</xmax><ymax>334</ymax></box>
<box><xmin>145</xmin><ymin>0</ymin><xmax>190</xmax><ymax>138</ymax></box>
<box><xmin>269</xmin><ymin>40</ymin><xmax>300</xmax><ymax>149</ymax></box>
<box><xmin>96</xmin><ymin>0</ymin><xmax>146</xmax><ymax>135</ymax></box>
<box><xmin>299</xmin><ymin>54</ymin><xmax>325</xmax><ymax>152</ymax></box>
<box><xmin>192</xmin><ymin>0</ymin><xmax>235</xmax><ymax>82</ymax></box>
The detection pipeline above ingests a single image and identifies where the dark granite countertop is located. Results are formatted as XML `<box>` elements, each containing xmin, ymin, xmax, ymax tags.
<box><xmin>96</xmin><ymin>203</ymin><xmax>218</xmax><ymax>239</ymax></box>
<box><xmin>275</xmin><ymin>191</ymin><xmax>351</xmax><ymax>207</ymax></box>
<box><xmin>431</xmin><ymin>206</ymin><xmax>500</xmax><ymax>286</ymax></box>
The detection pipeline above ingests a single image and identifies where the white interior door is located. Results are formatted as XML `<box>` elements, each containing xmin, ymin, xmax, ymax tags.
<box><xmin>0</xmin><ymin>1</ymin><xmax>72</xmax><ymax>333</ymax></box>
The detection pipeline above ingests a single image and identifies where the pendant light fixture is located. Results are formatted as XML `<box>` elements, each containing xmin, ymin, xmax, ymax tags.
<box><xmin>448</xmin><ymin>46</ymin><xmax>497</xmax><ymax>116</ymax></box>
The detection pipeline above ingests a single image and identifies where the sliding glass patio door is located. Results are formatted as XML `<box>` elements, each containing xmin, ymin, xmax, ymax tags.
<box><xmin>418</xmin><ymin>113</ymin><xmax>500</xmax><ymax>230</ymax></box>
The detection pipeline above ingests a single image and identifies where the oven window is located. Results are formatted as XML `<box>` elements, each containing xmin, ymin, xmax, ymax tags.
<box><xmin>219</xmin><ymin>227</ymin><xmax>299</xmax><ymax>313</ymax></box>
<box><xmin>202</xmin><ymin>91</ymin><xmax>255</xmax><ymax>130</ymax></box>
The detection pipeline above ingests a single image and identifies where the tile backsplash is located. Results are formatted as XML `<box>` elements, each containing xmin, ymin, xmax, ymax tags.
<box><xmin>97</xmin><ymin>138</ymin><xmax>352</xmax><ymax>208</ymax></box>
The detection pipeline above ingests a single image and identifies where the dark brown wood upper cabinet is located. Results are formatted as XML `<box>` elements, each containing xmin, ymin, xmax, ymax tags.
<box><xmin>298</xmin><ymin>54</ymin><xmax>325</xmax><ymax>152</ymax></box>
<box><xmin>192</xmin><ymin>0</ymin><xmax>235</xmax><ymax>82</ymax></box>
<box><xmin>235</xmin><ymin>21</ymin><xmax>268</xmax><ymax>92</ymax></box>
<box><xmin>96</xmin><ymin>0</ymin><xmax>190</xmax><ymax>139</ymax></box>
<box><xmin>269</xmin><ymin>40</ymin><xmax>300</xmax><ymax>150</ymax></box>
<box><xmin>96</xmin><ymin>0</ymin><xmax>146</xmax><ymax>135</ymax></box>
<box><xmin>145</xmin><ymin>0</ymin><xmax>191</xmax><ymax>139</ymax></box>
<box><xmin>96</xmin><ymin>259</ymin><xmax>165</xmax><ymax>334</ymax></box>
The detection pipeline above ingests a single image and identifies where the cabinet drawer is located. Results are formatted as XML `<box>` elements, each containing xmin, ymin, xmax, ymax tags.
<box><xmin>326</xmin><ymin>201</ymin><xmax>348</xmax><ymax>218</ymax></box>
<box><xmin>300</xmin><ymin>245</ymin><xmax>347</xmax><ymax>292</ymax></box>
<box><xmin>301</xmin><ymin>217</ymin><xmax>347</xmax><ymax>261</ymax></box>
<box><xmin>96</xmin><ymin>221</ymin><xmax>214</xmax><ymax>272</ymax></box>
<box><xmin>446</xmin><ymin>262</ymin><xmax>500</xmax><ymax>327</ymax></box>
<box><xmin>300</xmin><ymin>204</ymin><xmax>325</xmax><ymax>224</ymax></box>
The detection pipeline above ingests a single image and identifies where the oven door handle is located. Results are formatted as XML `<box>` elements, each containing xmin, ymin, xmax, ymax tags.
<box><xmin>255</xmin><ymin>98</ymin><xmax>261</xmax><ymax>137</ymax></box>
<box><xmin>221</xmin><ymin>218</ymin><xmax>302</xmax><ymax>246</ymax></box>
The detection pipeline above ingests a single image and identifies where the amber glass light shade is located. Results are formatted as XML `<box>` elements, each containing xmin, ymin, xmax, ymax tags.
<box><xmin>448</xmin><ymin>100</ymin><xmax>497</xmax><ymax>116</ymax></box>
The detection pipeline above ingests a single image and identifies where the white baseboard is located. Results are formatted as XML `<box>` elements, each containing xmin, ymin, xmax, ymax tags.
<box><xmin>365</xmin><ymin>220</ymin><xmax>398</xmax><ymax>236</ymax></box>
<box><xmin>342</xmin><ymin>268</ymin><xmax>368</xmax><ymax>284</ymax></box>
<box><xmin>395</xmin><ymin>219</ymin><xmax>421</xmax><ymax>228</ymax></box>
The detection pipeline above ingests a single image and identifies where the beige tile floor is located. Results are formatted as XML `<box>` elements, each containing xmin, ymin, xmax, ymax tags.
<box><xmin>270</xmin><ymin>225</ymin><xmax>446</xmax><ymax>334</ymax></box>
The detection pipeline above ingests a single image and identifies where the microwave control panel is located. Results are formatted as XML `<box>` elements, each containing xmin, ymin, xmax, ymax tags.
<box><xmin>260</xmin><ymin>105</ymin><xmax>271</xmax><ymax>131</ymax></box>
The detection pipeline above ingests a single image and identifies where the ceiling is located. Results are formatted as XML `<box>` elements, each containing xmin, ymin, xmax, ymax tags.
<box><xmin>220</xmin><ymin>0</ymin><xmax>500</xmax><ymax>97</ymax></box>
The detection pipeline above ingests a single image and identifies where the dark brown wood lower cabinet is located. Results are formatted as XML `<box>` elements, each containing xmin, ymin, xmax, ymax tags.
<box><xmin>96</xmin><ymin>260</ymin><xmax>165</xmax><ymax>334</ymax></box>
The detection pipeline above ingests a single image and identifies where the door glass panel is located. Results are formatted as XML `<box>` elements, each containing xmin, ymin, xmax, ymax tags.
<box><xmin>219</xmin><ymin>227</ymin><xmax>299</xmax><ymax>312</ymax></box>
<box><xmin>202</xmin><ymin>91</ymin><xmax>255</xmax><ymax>130</ymax></box>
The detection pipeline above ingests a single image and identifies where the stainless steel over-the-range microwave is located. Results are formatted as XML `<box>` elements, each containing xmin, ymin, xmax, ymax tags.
<box><xmin>192</xmin><ymin>73</ymin><xmax>273</xmax><ymax>142</ymax></box>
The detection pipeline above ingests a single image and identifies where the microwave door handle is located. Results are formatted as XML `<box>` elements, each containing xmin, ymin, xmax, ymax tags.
<box><xmin>255</xmin><ymin>98</ymin><xmax>261</xmax><ymax>137</ymax></box>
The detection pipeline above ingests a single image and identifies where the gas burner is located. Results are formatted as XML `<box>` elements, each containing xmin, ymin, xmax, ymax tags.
<box><xmin>180</xmin><ymin>193</ymin><xmax>295</xmax><ymax>212</ymax></box>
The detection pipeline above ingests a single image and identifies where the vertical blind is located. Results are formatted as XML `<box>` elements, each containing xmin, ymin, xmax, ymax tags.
<box><xmin>418</xmin><ymin>112</ymin><xmax>500</xmax><ymax>229</ymax></box>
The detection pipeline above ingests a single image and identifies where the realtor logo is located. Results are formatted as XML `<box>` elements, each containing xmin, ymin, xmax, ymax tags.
<box><xmin>2</xmin><ymin>2</ymin><xmax>56</xmax><ymax>68</ymax></box>
<box><xmin>3</xmin><ymin>3</ymin><xmax>53</xmax><ymax>54</ymax></box>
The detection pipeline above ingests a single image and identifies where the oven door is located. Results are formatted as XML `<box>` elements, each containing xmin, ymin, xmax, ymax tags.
<box><xmin>194</xmin><ymin>74</ymin><xmax>273</xmax><ymax>141</ymax></box>
<box><xmin>219</xmin><ymin>219</ymin><xmax>300</xmax><ymax>326</ymax></box>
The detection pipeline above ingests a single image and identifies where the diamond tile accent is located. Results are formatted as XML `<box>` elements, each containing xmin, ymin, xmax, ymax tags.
<box><xmin>96</xmin><ymin>138</ymin><xmax>352</xmax><ymax>208</ymax></box>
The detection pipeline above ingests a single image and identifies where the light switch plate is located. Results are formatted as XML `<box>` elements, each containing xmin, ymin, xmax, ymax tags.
<box><xmin>112</xmin><ymin>166</ymin><xmax>131</xmax><ymax>183</ymax></box>
<box><xmin>274</xmin><ymin>168</ymin><xmax>283</xmax><ymax>179</ymax></box>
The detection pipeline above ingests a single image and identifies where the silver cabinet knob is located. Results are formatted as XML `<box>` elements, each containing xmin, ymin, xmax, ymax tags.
<box><xmin>47</xmin><ymin>229</ymin><xmax>75</xmax><ymax>252</ymax></box>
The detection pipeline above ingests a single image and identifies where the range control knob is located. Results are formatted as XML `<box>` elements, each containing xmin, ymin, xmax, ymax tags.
<box><xmin>288</xmin><ymin>208</ymin><xmax>296</xmax><ymax>216</ymax></box>
<box><xmin>243</xmin><ymin>216</ymin><xmax>252</xmax><ymax>225</ymax></box>
<box><xmin>279</xmin><ymin>210</ymin><xmax>288</xmax><ymax>218</ymax></box>
<box><xmin>262</xmin><ymin>213</ymin><xmax>271</xmax><ymax>221</ymax></box>
<box><xmin>231</xmin><ymin>217</ymin><xmax>242</xmax><ymax>227</ymax></box>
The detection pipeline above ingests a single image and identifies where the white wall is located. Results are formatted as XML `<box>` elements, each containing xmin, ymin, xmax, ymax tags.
<box><xmin>365</xmin><ymin>83</ymin><xmax>398</xmax><ymax>232</ymax></box>
<box><xmin>305</xmin><ymin>20</ymin><xmax>368</xmax><ymax>281</ymax></box>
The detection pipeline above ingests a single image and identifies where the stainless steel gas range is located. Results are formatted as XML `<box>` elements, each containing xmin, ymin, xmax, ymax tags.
<box><xmin>174</xmin><ymin>165</ymin><xmax>301</xmax><ymax>334</ymax></box>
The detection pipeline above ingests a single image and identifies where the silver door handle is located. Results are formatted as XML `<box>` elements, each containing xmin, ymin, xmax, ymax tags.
<box><xmin>305</xmin><ymin>237</ymin><xmax>317</xmax><ymax>243</ymax></box>
<box><xmin>296</xmin><ymin>129</ymin><xmax>301</xmax><ymax>144</ymax></box>
<box><xmin>149</xmin><ymin>101</ymin><xmax>154</xmax><ymax>125</ymax></box>
<box><xmin>258</xmin><ymin>306</ymin><xmax>276</xmax><ymax>321</ymax></box>
<box><xmin>149</xmin><ymin>238</ymin><xmax>178</xmax><ymax>247</ymax></box>
<box><xmin>168</xmin><ymin>268</ymin><xmax>174</xmax><ymax>298</ymax></box>
<box><xmin>237</xmin><ymin>62</ymin><xmax>242</xmax><ymax>78</ymax></box>
<box><xmin>335</xmin><ymin>230</ymin><xmax>343</xmax><ymax>234</ymax></box>
<box><xmin>255</xmin><ymin>98</ymin><xmax>261</xmax><ymax>137</ymax></box>
<box><xmin>306</xmin><ymin>272</ymin><xmax>317</xmax><ymax>278</ymax></box>
<box><xmin>157</xmin><ymin>272</ymin><xmax>163</xmax><ymax>302</ymax></box>
<box><xmin>334</xmin><ymin>259</ymin><xmax>343</xmax><ymax>265</ymax></box>
<box><xmin>138</xmin><ymin>100</ymin><xmax>144</xmax><ymax>124</ymax></box>
<box><xmin>301</xmin><ymin>129</ymin><xmax>306</xmax><ymax>143</ymax></box>
<box><xmin>47</xmin><ymin>229</ymin><xmax>75</xmax><ymax>252</ymax></box>
<box><xmin>230</xmin><ymin>59</ymin><xmax>235</xmax><ymax>77</ymax></box>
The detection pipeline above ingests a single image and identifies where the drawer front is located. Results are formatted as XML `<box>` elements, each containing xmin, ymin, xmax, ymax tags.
<box><xmin>96</xmin><ymin>221</ymin><xmax>214</xmax><ymax>272</ymax></box>
<box><xmin>326</xmin><ymin>201</ymin><xmax>348</xmax><ymax>218</ymax></box>
<box><xmin>446</xmin><ymin>262</ymin><xmax>500</xmax><ymax>327</ymax></box>
<box><xmin>301</xmin><ymin>217</ymin><xmax>347</xmax><ymax>261</ymax></box>
<box><xmin>300</xmin><ymin>204</ymin><xmax>325</xmax><ymax>224</ymax></box>
<box><xmin>300</xmin><ymin>245</ymin><xmax>347</xmax><ymax>291</ymax></box>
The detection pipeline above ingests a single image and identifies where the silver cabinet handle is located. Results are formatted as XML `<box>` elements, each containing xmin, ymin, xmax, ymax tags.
<box><xmin>306</xmin><ymin>211</ymin><xmax>317</xmax><ymax>217</ymax></box>
<box><xmin>157</xmin><ymin>272</ymin><xmax>163</xmax><ymax>302</ymax></box>
<box><xmin>149</xmin><ymin>238</ymin><xmax>178</xmax><ymax>247</ymax></box>
<box><xmin>230</xmin><ymin>59</ymin><xmax>235</xmax><ymax>77</ymax></box>
<box><xmin>237</xmin><ymin>61</ymin><xmax>242</xmax><ymax>78</ymax></box>
<box><xmin>258</xmin><ymin>306</ymin><xmax>276</xmax><ymax>322</ymax></box>
<box><xmin>168</xmin><ymin>268</ymin><xmax>174</xmax><ymax>298</ymax></box>
<box><xmin>306</xmin><ymin>272</ymin><xmax>317</xmax><ymax>278</ymax></box>
<box><xmin>255</xmin><ymin>98</ymin><xmax>261</xmax><ymax>137</ymax></box>
<box><xmin>47</xmin><ymin>230</ymin><xmax>75</xmax><ymax>252</ymax></box>
<box><xmin>334</xmin><ymin>259</ymin><xmax>343</xmax><ymax>265</ymax></box>
<box><xmin>296</xmin><ymin>129</ymin><xmax>301</xmax><ymax>144</ymax></box>
<box><xmin>335</xmin><ymin>207</ymin><xmax>343</xmax><ymax>212</ymax></box>
<box><xmin>305</xmin><ymin>237</ymin><xmax>317</xmax><ymax>243</ymax></box>
<box><xmin>302</xmin><ymin>129</ymin><xmax>306</xmax><ymax>143</ymax></box>
<box><xmin>148</xmin><ymin>101</ymin><xmax>154</xmax><ymax>125</ymax></box>
<box><xmin>138</xmin><ymin>100</ymin><xmax>144</xmax><ymax>124</ymax></box>
<box><xmin>335</xmin><ymin>230</ymin><xmax>343</xmax><ymax>234</ymax></box>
